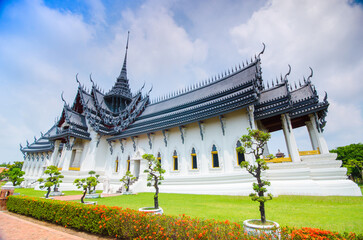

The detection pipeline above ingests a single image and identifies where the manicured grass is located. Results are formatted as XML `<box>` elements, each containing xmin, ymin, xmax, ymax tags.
<box><xmin>94</xmin><ymin>192</ymin><xmax>363</xmax><ymax>234</ymax></box>
<box><xmin>0</xmin><ymin>181</ymin><xmax>6</xmax><ymax>188</ymax></box>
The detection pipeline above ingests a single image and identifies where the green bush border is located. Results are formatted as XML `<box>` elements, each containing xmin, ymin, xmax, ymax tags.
<box><xmin>7</xmin><ymin>196</ymin><xmax>361</xmax><ymax>240</ymax></box>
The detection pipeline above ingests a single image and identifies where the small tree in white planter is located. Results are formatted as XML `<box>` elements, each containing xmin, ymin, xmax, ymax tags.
<box><xmin>140</xmin><ymin>153</ymin><xmax>165</xmax><ymax>214</ymax></box>
<box><xmin>37</xmin><ymin>165</ymin><xmax>64</xmax><ymax>198</ymax></box>
<box><xmin>74</xmin><ymin>171</ymin><xmax>100</xmax><ymax>204</ymax></box>
<box><xmin>237</xmin><ymin>129</ymin><xmax>279</xmax><ymax>238</ymax></box>
<box><xmin>120</xmin><ymin>171</ymin><xmax>136</xmax><ymax>193</ymax></box>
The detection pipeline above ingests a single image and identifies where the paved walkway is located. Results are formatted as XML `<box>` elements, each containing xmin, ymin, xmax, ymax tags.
<box><xmin>53</xmin><ymin>193</ymin><xmax>122</xmax><ymax>201</ymax></box>
<box><xmin>0</xmin><ymin>211</ymin><xmax>87</xmax><ymax>240</ymax></box>
<box><xmin>0</xmin><ymin>193</ymin><xmax>122</xmax><ymax>240</ymax></box>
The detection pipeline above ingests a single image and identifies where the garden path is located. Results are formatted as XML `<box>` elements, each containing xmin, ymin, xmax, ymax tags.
<box><xmin>0</xmin><ymin>211</ymin><xmax>86</xmax><ymax>240</ymax></box>
<box><xmin>0</xmin><ymin>211</ymin><xmax>112</xmax><ymax>240</ymax></box>
<box><xmin>53</xmin><ymin>193</ymin><xmax>122</xmax><ymax>201</ymax></box>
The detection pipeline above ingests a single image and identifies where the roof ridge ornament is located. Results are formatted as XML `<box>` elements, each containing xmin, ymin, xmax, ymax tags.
<box><xmin>89</xmin><ymin>73</ymin><xmax>95</xmax><ymax>86</ymax></box>
<box><xmin>76</xmin><ymin>73</ymin><xmax>80</xmax><ymax>86</ymax></box>
<box><xmin>61</xmin><ymin>91</ymin><xmax>68</xmax><ymax>106</ymax></box>
<box><xmin>324</xmin><ymin>91</ymin><xmax>328</xmax><ymax>103</ymax></box>
<box><xmin>284</xmin><ymin>64</ymin><xmax>291</xmax><ymax>82</ymax></box>
<box><xmin>307</xmin><ymin>67</ymin><xmax>313</xmax><ymax>83</ymax></box>
<box><xmin>148</xmin><ymin>85</ymin><xmax>153</xmax><ymax>94</ymax></box>
<box><xmin>257</xmin><ymin>43</ymin><xmax>266</xmax><ymax>59</ymax></box>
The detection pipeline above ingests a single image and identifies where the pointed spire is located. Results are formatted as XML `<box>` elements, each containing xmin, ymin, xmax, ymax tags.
<box><xmin>118</xmin><ymin>31</ymin><xmax>130</xmax><ymax>80</ymax></box>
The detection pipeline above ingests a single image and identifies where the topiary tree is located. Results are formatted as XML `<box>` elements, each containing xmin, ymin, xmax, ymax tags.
<box><xmin>88</xmin><ymin>170</ymin><xmax>100</xmax><ymax>193</ymax></box>
<box><xmin>37</xmin><ymin>165</ymin><xmax>64</xmax><ymax>198</ymax></box>
<box><xmin>237</xmin><ymin>128</ymin><xmax>274</xmax><ymax>224</ymax></box>
<box><xmin>8</xmin><ymin>168</ymin><xmax>25</xmax><ymax>186</ymax></box>
<box><xmin>142</xmin><ymin>153</ymin><xmax>165</xmax><ymax>209</ymax></box>
<box><xmin>120</xmin><ymin>171</ymin><xmax>136</xmax><ymax>193</ymax></box>
<box><xmin>73</xmin><ymin>171</ymin><xmax>100</xmax><ymax>203</ymax></box>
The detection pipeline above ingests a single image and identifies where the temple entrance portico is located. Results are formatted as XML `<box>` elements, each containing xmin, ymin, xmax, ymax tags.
<box><xmin>257</xmin><ymin>112</ymin><xmax>330</xmax><ymax>163</ymax></box>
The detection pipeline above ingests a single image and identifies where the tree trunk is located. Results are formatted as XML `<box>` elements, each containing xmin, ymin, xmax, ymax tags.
<box><xmin>46</xmin><ymin>187</ymin><xmax>51</xmax><ymax>198</ymax></box>
<box><xmin>81</xmin><ymin>190</ymin><xmax>87</xmax><ymax>203</ymax></box>
<box><xmin>154</xmin><ymin>180</ymin><xmax>159</xmax><ymax>209</ymax></box>
<box><xmin>259</xmin><ymin>201</ymin><xmax>266</xmax><ymax>223</ymax></box>
<box><xmin>154</xmin><ymin>195</ymin><xmax>159</xmax><ymax>209</ymax></box>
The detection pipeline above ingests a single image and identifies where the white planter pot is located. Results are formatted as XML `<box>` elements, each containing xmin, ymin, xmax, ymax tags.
<box><xmin>85</xmin><ymin>193</ymin><xmax>100</xmax><ymax>199</ymax></box>
<box><xmin>123</xmin><ymin>191</ymin><xmax>135</xmax><ymax>195</ymax></box>
<box><xmin>138</xmin><ymin>207</ymin><xmax>163</xmax><ymax>215</ymax></box>
<box><xmin>243</xmin><ymin>219</ymin><xmax>280</xmax><ymax>240</ymax></box>
<box><xmin>83</xmin><ymin>201</ymin><xmax>97</xmax><ymax>205</ymax></box>
<box><xmin>46</xmin><ymin>191</ymin><xmax>63</xmax><ymax>197</ymax></box>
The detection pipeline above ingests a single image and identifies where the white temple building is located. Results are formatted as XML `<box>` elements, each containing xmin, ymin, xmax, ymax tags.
<box><xmin>20</xmin><ymin>36</ymin><xmax>361</xmax><ymax>196</ymax></box>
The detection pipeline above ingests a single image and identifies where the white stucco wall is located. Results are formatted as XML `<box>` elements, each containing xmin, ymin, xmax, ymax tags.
<box><xmin>22</xmin><ymin>108</ymin><xmax>362</xmax><ymax>196</ymax></box>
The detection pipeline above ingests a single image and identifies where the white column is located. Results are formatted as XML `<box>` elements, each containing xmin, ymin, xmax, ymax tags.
<box><xmin>305</xmin><ymin>121</ymin><xmax>319</xmax><ymax>150</ymax></box>
<box><xmin>309</xmin><ymin>114</ymin><xmax>329</xmax><ymax>154</ymax></box>
<box><xmin>281</xmin><ymin>114</ymin><xmax>300</xmax><ymax>162</ymax></box>
<box><xmin>247</xmin><ymin>105</ymin><xmax>256</xmax><ymax>129</ymax></box>
<box><xmin>49</xmin><ymin>140</ymin><xmax>60</xmax><ymax>166</ymax></box>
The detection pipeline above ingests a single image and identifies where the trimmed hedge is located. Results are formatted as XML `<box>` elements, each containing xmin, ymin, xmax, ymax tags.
<box><xmin>6</xmin><ymin>196</ymin><xmax>361</xmax><ymax>240</ymax></box>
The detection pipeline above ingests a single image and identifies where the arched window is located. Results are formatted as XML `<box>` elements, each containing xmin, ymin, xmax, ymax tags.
<box><xmin>173</xmin><ymin>150</ymin><xmax>178</xmax><ymax>171</ymax></box>
<box><xmin>127</xmin><ymin>155</ymin><xmax>130</xmax><ymax>172</ymax></box>
<box><xmin>157</xmin><ymin>152</ymin><xmax>162</xmax><ymax>166</ymax></box>
<box><xmin>236</xmin><ymin>141</ymin><xmax>245</xmax><ymax>165</ymax></box>
<box><xmin>211</xmin><ymin>144</ymin><xmax>219</xmax><ymax>168</ymax></box>
<box><xmin>191</xmin><ymin>148</ymin><xmax>197</xmax><ymax>169</ymax></box>
<box><xmin>115</xmin><ymin>157</ymin><xmax>119</xmax><ymax>172</ymax></box>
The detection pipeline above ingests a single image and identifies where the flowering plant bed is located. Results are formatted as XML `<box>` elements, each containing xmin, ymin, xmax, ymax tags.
<box><xmin>6</xmin><ymin>196</ymin><xmax>361</xmax><ymax>239</ymax></box>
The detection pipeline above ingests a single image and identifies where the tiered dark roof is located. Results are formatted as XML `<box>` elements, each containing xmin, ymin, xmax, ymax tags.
<box><xmin>21</xmin><ymin>42</ymin><xmax>329</xmax><ymax>155</ymax></box>
<box><xmin>20</xmin><ymin>126</ymin><xmax>57</xmax><ymax>153</ymax></box>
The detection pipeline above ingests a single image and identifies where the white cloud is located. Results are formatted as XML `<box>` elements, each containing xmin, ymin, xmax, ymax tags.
<box><xmin>230</xmin><ymin>0</ymin><xmax>363</xmax><ymax>150</ymax></box>
<box><xmin>0</xmin><ymin>0</ymin><xmax>362</xmax><ymax>164</ymax></box>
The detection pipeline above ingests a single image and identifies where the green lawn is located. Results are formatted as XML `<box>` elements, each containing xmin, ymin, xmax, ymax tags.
<box><xmin>12</xmin><ymin>188</ymin><xmax>363</xmax><ymax>234</ymax></box>
<box><xmin>94</xmin><ymin>193</ymin><xmax>363</xmax><ymax>234</ymax></box>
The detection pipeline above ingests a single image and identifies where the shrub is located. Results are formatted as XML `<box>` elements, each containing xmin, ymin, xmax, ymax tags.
<box><xmin>74</xmin><ymin>171</ymin><xmax>100</xmax><ymax>203</ymax></box>
<box><xmin>8</xmin><ymin>167</ymin><xmax>25</xmax><ymax>186</ymax></box>
<box><xmin>6</xmin><ymin>196</ymin><xmax>361</xmax><ymax>240</ymax></box>
<box><xmin>120</xmin><ymin>171</ymin><xmax>136</xmax><ymax>193</ymax></box>
<box><xmin>37</xmin><ymin>165</ymin><xmax>64</xmax><ymax>198</ymax></box>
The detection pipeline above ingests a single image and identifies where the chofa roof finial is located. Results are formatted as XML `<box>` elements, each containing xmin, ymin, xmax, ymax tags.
<box><xmin>89</xmin><ymin>73</ymin><xmax>95</xmax><ymax>86</ymax></box>
<box><xmin>307</xmin><ymin>67</ymin><xmax>313</xmax><ymax>82</ymax></box>
<box><xmin>61</xmin><ymin>91</ymin><xmax>67</xmax><ymax>106</ymax></box>
<box><xmin>284</xmin><ymin>64</ymin><xmax>291</xmax><ymax>81</ymax></box>
<box><xmin>76</xmin><ymin>73</ymin><xmax>80</xmax><ymax>86</ymax></box>
<box><xmin>148</xmin><ymin>85</ymin><xmax>153</xmax><ymax>94</ymax></box>
<box><xmin>257</xmin><ymin>43</ymin><xmax>266</xmax><ymax>59</ymax></box>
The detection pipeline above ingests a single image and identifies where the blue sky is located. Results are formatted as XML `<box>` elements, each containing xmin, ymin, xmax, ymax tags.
<box><xmin>0</xmin><ymin>0</ymin><xmax>362</xmax><ymax>164</ymax></box>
